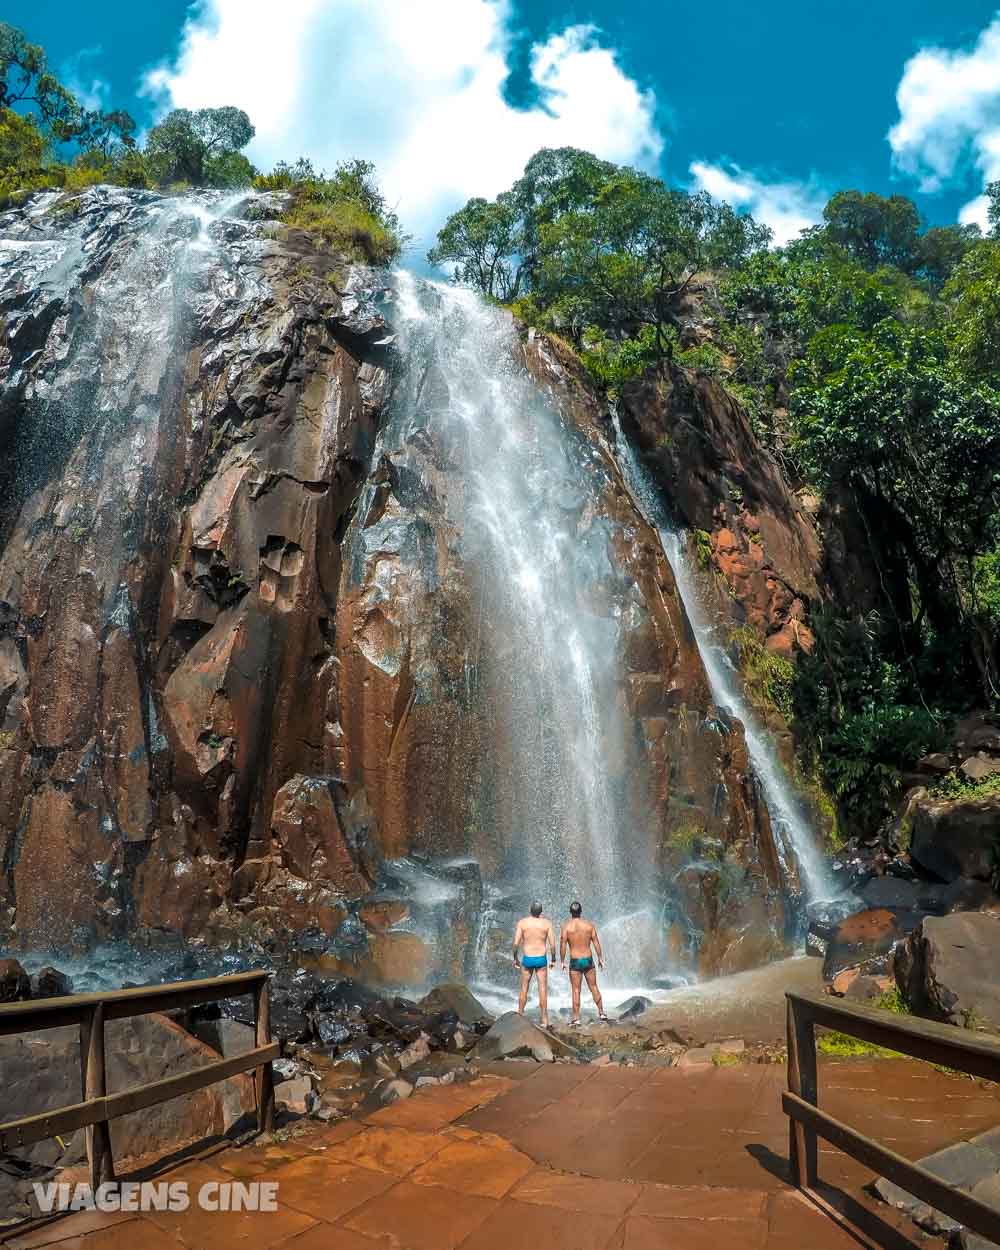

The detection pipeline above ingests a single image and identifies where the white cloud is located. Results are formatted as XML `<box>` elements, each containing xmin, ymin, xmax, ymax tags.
<box><xmin>688</xmin><ymin>160</ymin><xmax>826</xmax><ymax>245</ymax></box>
<box><xmin>142</xmin><ymin>0</ymin><xmax>663</xmax><ymax>248</ymax></box>
<box><xmin>889</xmin><ymin>16</ymin><xmax>1000</xmax><ymax>195</ymax></box>
<box><xmin>61</xmin><ymin>48</ymin><xmax>110</xmax><ymax>113</ymax></box>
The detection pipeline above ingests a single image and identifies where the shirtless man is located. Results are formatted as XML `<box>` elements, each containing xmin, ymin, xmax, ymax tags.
<box><xmin>512</xmin><ymin>901</ymin><xmax>556</xmax><ymax>1028</ymax></box>
<box><xmin>560</xmin><ymin>900</ymin><xmax>608</xmax><ymax>1025</ymax></box>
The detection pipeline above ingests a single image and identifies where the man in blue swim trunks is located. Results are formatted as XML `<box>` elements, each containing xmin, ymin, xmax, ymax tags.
<box><xmin>513</xmin><ymin>901</ymin><xmax>556</xmax><ymax>1028</ymax></box>
<box><xmin>560</xmin><ymin>900</ymin><xmax>608</xmax><ymax>1025</ymax></box>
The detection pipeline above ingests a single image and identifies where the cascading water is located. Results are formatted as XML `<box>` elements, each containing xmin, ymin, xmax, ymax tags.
<box><xmin>608</xmin><ymin>412</ymin><xmax>834</xmax><ymax>908</ymax></box>
<box><xmin>384</xmin><ymin>273</ymin><xmax>652</xmax><ymax>981</ymax></box>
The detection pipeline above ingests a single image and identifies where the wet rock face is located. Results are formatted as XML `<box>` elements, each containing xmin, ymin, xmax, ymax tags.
<box><xmin>895</xmin><ymin>912</ymin><xmax>1000</xmax><ymax>1027</ymax></box>
<box><xmin>0</xmin><ymin>187</ymin><xmax>391</xmax><ymax>952</ymax></box>
<box><xmin>618</xmin><ymin>364</ymin><xmax>825</xmax><ymax>657</ymax></box>
<box><xmin>0</xmin><ymin>188</ymin><xmax>807</xmax><ymax>982</ymax></box>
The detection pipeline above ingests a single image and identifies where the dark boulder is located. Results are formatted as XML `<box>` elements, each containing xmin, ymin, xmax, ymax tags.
<box><xmin>617</xmin><ymin>995</ymin><xmax>654</xmax><ymax>1019</ymax></box>
<box><xmin>909</xmin><ymin>794</ymin><xmax>1000</xmax><ymax>883</ymax></box>
<box><xmin>30</xmin><ymin>966</ymin><xmax>72</xmax><ymax>999</ymax></box>
<box><xmin>418</xmin><ymin>982</ymin><xmax>491</xmax><ymax>1023</ymax></box>
<box><xmin>469</xmin><ymin>1012</ymin><xmax>579</xmax><ymax>1063</ymax></box>
<box><xmin>894</xmin><ymin>913</ymin><xmax>1000</xmax><ymax>1028</ymax></box>
<box><xmin>0</xmin><ymin>959</ymin><xmax>30</xmax><ymax>1003</ymax></box>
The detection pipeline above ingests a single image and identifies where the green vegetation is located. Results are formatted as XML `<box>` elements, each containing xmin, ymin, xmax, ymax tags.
<box><xmin>255</xmin><ymin>157</ymin><xmax>403</xmax><ymax>264</ymax></box>
<box><xmin>433</xmin><ymin>158</ymin><xmax>1000</xmax><ymax>835</ymax></box>
<box><xmin>817</xmin><ymin>987</ymin><xmax>909</xmax><ymax>1058</ymax></box>
<box><xmin>732</xmin><ymin>625</ymin><xmax>794</xmax><ymax>721</ymax></box>
<box><xmin>0</xmin><ymin>24</ymin><xmax>402</xmax><ymax>266</ymax></box>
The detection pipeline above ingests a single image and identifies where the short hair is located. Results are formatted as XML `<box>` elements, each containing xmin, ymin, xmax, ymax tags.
<box><xmin>530</xmin><ymin>901</ymin><xmax>543</xmax><ymax>917</ymax></box>
<box><xmin>569</xmin><ymin>900</ymin><xmax>582</xmax><ymax>918</ymax></box>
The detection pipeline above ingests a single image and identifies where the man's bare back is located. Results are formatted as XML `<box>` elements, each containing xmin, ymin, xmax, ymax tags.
<box><xmin>515</xmin><ymin>915</ymin><xmax>555</xmax><ymax>957</ymax></box>
<box><xmin>513</xmin><ymin>904</ymin><xmax>555</xmax><ymax>1027</ymax></box>
<box><xmin>559</xmin><ymin>904</ymin><xmax>608</xmax><ymax>1025</ymax></box>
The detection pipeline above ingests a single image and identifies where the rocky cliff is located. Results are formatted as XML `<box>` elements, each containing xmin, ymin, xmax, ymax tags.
<box><xmin>0</xmin><ymin>187</ymin><xmax>830</xmax><ymax>985</ymax></box>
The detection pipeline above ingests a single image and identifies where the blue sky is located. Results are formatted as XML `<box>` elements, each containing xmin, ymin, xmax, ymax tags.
<box><xmin>10</xmin><ymin>0</ymin><xmax>1000</xmax><ymax>247</ymax></box>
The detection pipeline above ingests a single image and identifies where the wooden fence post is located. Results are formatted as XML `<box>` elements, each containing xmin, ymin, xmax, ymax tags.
<box><xmin>80</xmin><ymin>1003</ymin><xmax>114</xmax><ymax>1187</ymax></box>
<box><xmin>787</xmin><ymin>996</ymin><xmax>818</xmax><ymax>1188</ymax></box>
<box><xmin>253</xmin><ymin>976</ymin><xmax>275</xmax><ymax>1133</ymax></box>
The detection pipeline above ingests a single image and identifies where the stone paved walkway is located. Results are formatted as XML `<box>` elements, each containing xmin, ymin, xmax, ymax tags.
<box><xmin>3</xmin><ymin>1057</ymin><xmax>998</xmax><ymax>1250</ymax></box>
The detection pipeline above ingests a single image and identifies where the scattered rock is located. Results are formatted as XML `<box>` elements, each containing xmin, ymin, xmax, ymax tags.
<box><xmin>418</xmin><ymin>983</ymin><xmax>491</xmax><ymax>1023</ymax></box>
<box><xmin>844</xmin><ymin>975</ymin><xmax>893</xmax><ymax>1003</ymax></box>
<box><xmin>616</xmin><ymin>995</ymin><xmax>653</xmax><ymax>1020</ymax></box>
<box><xmin>0</xmin><ymin>960</ymin><xmax>30</xmax><ymax>1003</ymax></box>
<box><xmin>469</xmin><ymin>1012</ymin><xmax>579</xmax><ymax>1063</ymax></box>
<box><xmin>397</xmin><ymin>1034</ymin><xmax>432</xmax><ymax>1070</ymax></box>
<box><xmin>378</xmin><ymin>1078</ymin><xmax>413</xmax><ymax>1105</ymax></box>
<box><xmin>274</xmin><ymin>1076</ymin><xmax>314</xmax><ymax>1115</ymax></box>
<box><xmin>677</xmin><ymin>1047</ymin><xmax>717</xmax><ymax>1066</ymax></box>
<box><xmin>822</xmin><ymin>909</ymin><xmax>905</xmax><ymax>981</ymax></box>
<box><xmin>190</xmin><ymin>1017</ymin><xmax>255</xmax><ymax>1058</ymax></box>
<box><xmin>859</xmin><ymin>877</ymin><xmax>921</xmax><ymax>911</ymax></box>
<box><xmin>917</xmin><ymin>754</ymin><xmax>953</xmax><ymax>775</ymax></box>
<box><xmin>894</xmin><ymin>913</ymin><xmax>1000</xmax><ymax>1028</ymax></box>
<box><xmin>876</xmin><ymin>1135</ymin><xmax>1000</xmax><ymax>1236</ymax></box>
<box><xmin>960</xmin><ymin>1173</ymin><xmax>1000</xmax><ymax>1249</ymax></box>
<box><xmin>960</xmin><ymin>754</ymin><xmax>1000</xmax><ymax>783</ymax></box>
<box><xmin>30</xmin><ymin>966</ymin><xmax>71</xmax><ymax>999</ymax></box>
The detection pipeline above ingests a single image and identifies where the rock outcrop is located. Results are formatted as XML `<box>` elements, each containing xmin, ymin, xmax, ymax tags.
<box><xmin>0</xmin><ymin>187</ymin><xmax>827</xmax><ymax>984</ymax></box>
<box><xmin>894</xmin><ymin>912</ymin><xmax>1000</xmax><ymax>1028</ymax></box>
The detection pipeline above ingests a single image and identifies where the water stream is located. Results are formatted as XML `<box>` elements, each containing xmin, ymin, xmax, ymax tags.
<box><xmin>387</xmin><ymin>274</ymin><xmax>650</xmax><ymax>976</ymax></box>
<box><xmin>608</xmin><ymin>412</ymin><xmax>834</xmax><ymax>906</ymax></box>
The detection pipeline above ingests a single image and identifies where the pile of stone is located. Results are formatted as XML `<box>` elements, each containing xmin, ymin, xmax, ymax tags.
<box><xmin>0</xmin><ymin>958</ymin><xmax>72</xmax><ymax>1003</ymax></box>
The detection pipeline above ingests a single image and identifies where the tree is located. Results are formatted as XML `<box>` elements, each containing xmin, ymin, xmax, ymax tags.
<box><xmin>915</xmin><ymin>223</ymin><xmax>980</xmax><ymax>288</ymax></box>
<box><xmin>428</xmin><ymin>194</ymin><xmax>523</xmax><ymax>299</ymax></box>
<box><xmin>145</xmin><ymin>106</ymin><xmax>254</xmax><ymax>186</ymax></box>
<box><xmin>0</xmin><ymin>22</ymin><xmax>79</xmax><ymax>139</ymax></box>
<box><xmin>791</xmin><ymin>318</ymin><xmax>1000</xmax><ymax>646</ymax></box>
<box><xmin>944</xmin><ymin>239</ymin><xmax>1000</xmax><ymax>382</ymax></box>
<box><xmin>822</xmin><ymin>190</ymin><xmax>922</xmax><ymax>272</ymax></box>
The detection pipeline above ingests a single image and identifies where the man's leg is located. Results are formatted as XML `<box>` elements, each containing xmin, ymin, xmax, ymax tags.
<box><xmin>517</xmin><ymin>967</ymin><xmax>533</xmax><ymax>1015</ymax></box>
<box><xmin>537</xmin><ymin>966</ymin><xmax>549</xmax><ymax>1028</ymax></box>
<box><xmin>585</xmin><ymin>966</ymin><xmax>605</xmax><ymax>1018</ymax></box>
<box><xmin>569</xmin><ymin>969</ymin><xmax>583</xmax><ymax>1022</ymax></box>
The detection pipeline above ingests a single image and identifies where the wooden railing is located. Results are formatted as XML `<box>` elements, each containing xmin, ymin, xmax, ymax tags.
<box><xmin>0</xmin><ymin>970</ymin><xmax>277</xmax><ymax>1187</ymax></box>
<box><xmin>784</xmin><ymin>990</ymin><xmax>1000</xmax><ymax>1244</ymax></box>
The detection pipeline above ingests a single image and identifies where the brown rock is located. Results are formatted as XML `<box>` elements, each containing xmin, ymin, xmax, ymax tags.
<box><xmin>823</xmin><ymin>908</ymin><xmax>903</xmax><ymax>981</ymax></box>
<box><xmin>0</xmin><ymin>958</ymin><xmax>30</xmax><ymax>1002</ymax></box>
<box><xmin>360</xmin><ymin>900</ymin><xmax>410</xmax><ymax>931</ymax></box>
<box><xmin>895</xmin><ymin>913</ymin><xmax>1000</xmax><ymax>1028</ymax></box>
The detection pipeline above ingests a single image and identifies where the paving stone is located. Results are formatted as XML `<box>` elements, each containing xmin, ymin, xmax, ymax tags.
<box><xmin>876</xmin><ymin>1140</ymin><xmax>999</xmax><ymax>1234</ymax></box>
<box><xmin>616</xmin><ymin>1214</ymin><xmax>767</xmax><ymax>1249</ymax></box>
<box><xmin>409</xmin><ymin>1137</ymin><xmax>534</xmax><ymax>1198</ymax></box>
<box><xmin>144</xmin><ymin>1199</ymin><xmax>317</xmax><ymax>1250</ymax></box>
<box><xmin>38</xmin><ymin>1224</ymin><xmax>184</xmax><ymax>1250</ymax></box>
<box><xmin>632</xmin><ymin>1184</ymin><xmax>767</xmax><ymax>1221</ymax></box>
<box><xmin>2</xmin><ymin>1211</ymin><xmax>139</xmax><ymax>1249</ymax></box>
<box><xmin>323</xmin><ymin>1125</ymin><xmax>448</xmax><ymax>1175</ymax></box>
<box><xmin>262</xmin><ymin>1155</ymin><xmax>397</xmax><ymax>1221</ymax></box>
<box><xmin>343</xmin><ymin>1178</ymin><xmax>497</xmax><ymax>1250</ymax></box>
<box><xmin>510</xmin><ymin>1168</ymin><xmax>641</xmax><ymax>1217</ymax></box>
<box><xmin>456</xmin><ymin>1196</ymin><xmax>622</xmax><ymax>1250</ymax></box>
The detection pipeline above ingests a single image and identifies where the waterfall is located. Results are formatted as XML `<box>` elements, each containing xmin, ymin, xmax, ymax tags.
<box><xmin>387</xmin><ymin>273</ymin><xmax>643</xmax><ymax>939</ymax></box>
<box><xmin>608</xmin><ymin>413</ymin><xmax>834</xmax><ymax>906</ymax></box>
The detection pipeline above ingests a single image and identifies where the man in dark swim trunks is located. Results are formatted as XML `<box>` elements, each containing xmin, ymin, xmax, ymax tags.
<box><xmin>560</xmin><ymin>900</ymin><xmax>607</xmax><ymax>1025</ymax></box>
<box><xmin>513</xmin><ymin>901</ymin><xmax>556</xmax><ymax>1028</ymax></box>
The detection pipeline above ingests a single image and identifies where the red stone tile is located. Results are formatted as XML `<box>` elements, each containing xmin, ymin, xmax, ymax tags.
<box><xmin>617</xmin><ymin>1214</ymin><xmax>766</xmax><ymax>1249</ymax></box>
<box><xmin>343</xmin><ymin>1179</ymin><xmax>497</xmax><ymax>1250</ymax></box>
<box><xmin>409</xmin><ymin>1138</ymin><xmax>534</xmax><ymax>1198</ymax></box>
<box><xmin>3</xmin><ymin>1211</ymin><xmax>139</xmax><ymax>1249</ymax></box>
<box><xmin>38</xmin><ymin>1222</ymin><xmax>185</xmax><ymax>1250</ymax></box>
<box><xmin>263</xmin><ymin>1155</ymin><xmax>397</xmax><ymax>1221</ymax></box>
<box><xmin>144</xmin><ymin>1198</ymin><xmax>317</xmax><ymax>1250</ymax></box>
<box><xmin>322</xmin><ymin>1126</ymin><xmax>448</xmax><ymax>1176</ymax></box>
<box><xmin>510</xmin><ymin>1169</ymin><xmax>641</xmax><ymax>1218</ymax></box>
<box><xmin>632</xmin><ymin>1184</ymin><xmax>768</xmax><ymax>1221</ymax></box>
<box><xmin>457</xmin><ymin>1197</ymin><xmax>622</xmax><ymax>1250</ymax></box>
<box><xmin>262</xmin><ymin>1226</ymin><xmax>383</xmax><ymax>1250</ymax></box>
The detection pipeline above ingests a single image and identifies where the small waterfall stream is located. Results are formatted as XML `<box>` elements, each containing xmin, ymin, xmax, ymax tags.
<box><xmin>608</xmin><ymin>413</ymin><xmax>834</xmax><ymax>906</ymax></box>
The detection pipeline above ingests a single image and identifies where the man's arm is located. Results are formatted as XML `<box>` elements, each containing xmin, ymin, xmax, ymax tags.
<box><xmin>592</xmin><ymin>925</ymin><xmax>604</xmax><ymax>968</ymax></box>
<box><xmin>547</xmin><ymin>921</ymin><xmax>556</xmax><ymax>965</ymax></box>
<box><xmin>512</xmin><ymin>922</ymin><xmax>523</xmax><ymax>966</ymax></box>
<box><xmin>559</xmin><ymin>926</ymin><xmax>567</xmax><ymax>968</ymax></box>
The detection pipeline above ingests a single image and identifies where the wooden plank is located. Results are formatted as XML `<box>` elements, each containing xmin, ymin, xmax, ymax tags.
<box><xmin>81</xmin><ymin>1003</ymin><xmax>113</xmax><ymax>1186</ymax></box>
<box><xmin>101</xmin><ymin>1042</ymin><xmax>279</xmax><ymax>1120</ymax></box>
<box><xmin>0</xmin><ymin>1042</ymin><xmax>279</xmax><ymax>1150</ymax></box>
<box><xmin>253</xmin><ymin>978</ymin><xmax>275</xmax><ymax>1133</ymax></box>
<box><xmin>786</xmin><ymin>991</ymin><xmax>1000</xmax><ymax>1082</ymax></box>
<box><xmin>0</xmin><ymin>971</ymin><xmax>269</xmax><ymax>1036</ymax></box>
<box><xmin>0</xmin><ymin>1094</ymin><xmax>106</xmax><ymax>1152</ymax></box>
<box><xmin>783</xmin><ymin>1091</ymin><xmax>1000</xmax><ymax>1242</ymax></box>
<box><xmin>786</xmin><ymin>998</ymin><xmax>817</xmax><ymax>1187</ymax></box>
